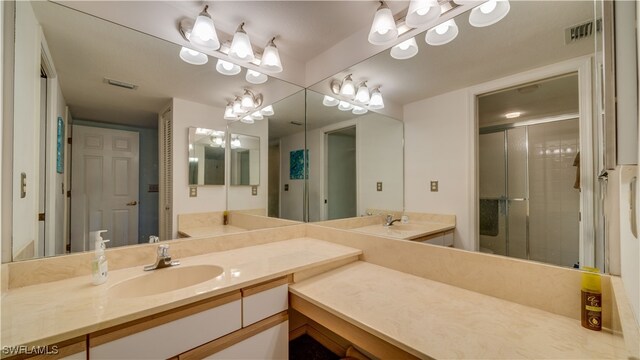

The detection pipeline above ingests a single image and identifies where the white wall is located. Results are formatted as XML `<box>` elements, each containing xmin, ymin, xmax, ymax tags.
<box><xmin>404</xmin><ymin>89</ymin><xmax>472</xmax><ymax>250</ymax></box>
<box><xmin>227</xmin><ymin>119</ymin><xmax>268</xmax><ymax>213</ymax></box>
<box><xmin>171</xmin><ymin>98</ymin><xmax>227</xmax><ymax>238</ymax></box>
<box><xmin>12</xmin><ymin>1</ymin><xmax>41</xmax><ymax>257</ymax></box>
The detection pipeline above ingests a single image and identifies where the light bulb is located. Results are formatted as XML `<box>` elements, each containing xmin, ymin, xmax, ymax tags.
<box><xmin>323</xmin><ymin>95</ymin><xmax>339</xmax><ymax>107</ymax></box>
<box><xmin>190</xmin><ymin>6</ymin><xmax>220</xmax><ymax>50</ymax></box>
<box><xmin>355</xmin><ymin>83</ymin><xmax>370</xmax><ymax>104</ymax></box>
<box><xmin>340</xmin><ymin>75</ymin><xmax>355</xmax><ymax>97</ymax></box>
<box><xmin>260</xmin><ymin>38</ymin><xmax>283</xmax><ymax>73</ymax></box>
<box><xmin>480</xmin><ymin>0</ymin><xmax>497</xmax><ymax>14</ymax></box>
<box><xmin>229</xmin><ymin>23</ymin><xmax>255</xmax><ymax>62</ymax></box>
<box><xmin>179</xmin><ymin>47</ymin><xmax>208</xmax><ymax>65</ymax></box>
<box><xmin>241</xmin><ymin>90</ymin><xmax>255</xmax><ymax>110</ymax></box>
<box><xmin>246</xmin><ymin>69</ymin><xmax>268</xmax><ymax>84</ymax></box>
<box><xmin>260</xmin><ymin>105</ymin><xmax>274</xmax><ymax>116</ymax></box>
<box><xmin>406</xmin><ymin>0</ymin><xmax>441</xmax><ymax>28</ymax></box>
<box><xmin>435</xmin><ymin>23</ymin><xmax>448</xmax><ymax>35</ymax></box>
<box><xmin>368</xmin><ymin>88</ymin><xmax>385</xmax><ymax>110</ymax></box>
<box><xmin>216</xmin><ymin>59</ymin><xmax>241</xmax><ymax>75</ymax></box>
<box><xmin>214</xmin><ymin>137</ymin><xmax>223</xmax><ymax>145</ymax></box>
<box><xmin>368</xmin><ymin>2</ymin><xmax>398</xmax><ymax>45</ymax></box>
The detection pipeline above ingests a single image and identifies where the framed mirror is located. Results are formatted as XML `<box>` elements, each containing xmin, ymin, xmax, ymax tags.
<box><xmin>188</xmin><ymin>127</ymin><xmax>226</xmax><ymax>186</ymax></box>
<box><xmin>229</xmin><ymin>134</ymin><xmax>260</xmax><ymax>186</ymax></box>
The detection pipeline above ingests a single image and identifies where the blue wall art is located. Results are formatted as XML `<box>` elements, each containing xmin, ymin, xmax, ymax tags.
<box><xmin>290</xmin><ymin>149</ymin><xmax>308</xmax><ymax>180</ymax></box>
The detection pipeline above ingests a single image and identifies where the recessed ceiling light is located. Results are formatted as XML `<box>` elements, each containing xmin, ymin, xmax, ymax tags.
<box><xmin>505</xmin><ymin>112</ymin><xmax>521</xmax><ymax>119</ymax></box>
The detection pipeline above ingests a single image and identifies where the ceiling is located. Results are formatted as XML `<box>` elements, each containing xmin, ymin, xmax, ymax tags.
<box><xmin>308</xmin><ymin>1</ymin><xmax>594</xmax><ymax>112</ymax></box>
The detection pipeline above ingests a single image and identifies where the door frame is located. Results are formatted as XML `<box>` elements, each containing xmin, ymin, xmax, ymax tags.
<box><xmin>468</xmin><ymin>56</ymin><xmax>596</xmax><ymax>268</ymax></box>
<box><xmin>321</xmin><ymin>121</ymin><xmax>358</xmax><ymax>221</ymax></box>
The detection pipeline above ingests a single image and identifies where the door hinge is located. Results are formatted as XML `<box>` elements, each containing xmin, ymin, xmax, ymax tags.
<box><xmin>67</xmin><ymin>137</ymin><xmax>72</xmax><ymax>145</ymax></box>
<box><xmin>66</xmin><ymin>190</ymin><xmax>71</xmax><ymax>198</ymax></box>
<box><xmin>38</xmin><ymin>213</ymin><xmax>45</xmax><ymax>221</ymax></box>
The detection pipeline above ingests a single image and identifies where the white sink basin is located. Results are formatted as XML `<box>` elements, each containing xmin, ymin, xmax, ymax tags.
<box><xmin>109</xmin><ymin>265</ymin><xmax>224</xmax><ymax>298</ymax></box>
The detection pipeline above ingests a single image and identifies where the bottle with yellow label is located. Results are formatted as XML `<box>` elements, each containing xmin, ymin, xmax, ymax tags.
<box><xmin>581</xmin><ymin>267</ymin><xmax>602</xmax><ymax>331</ymax></box>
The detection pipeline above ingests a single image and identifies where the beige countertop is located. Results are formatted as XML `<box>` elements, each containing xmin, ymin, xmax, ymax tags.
<box><xmin>1</xmin><ymin>238</ymin><xmax>361</xmax><ymax>350</ymax></box>
<box><xmin>351</xmin><ymin>222</ymin><xmax>454</xmax><ymax>240</ymax></box>
<box><xmin>289</xmin><ymin>261</ymin><xmax>627</xmax><ymax>359</ymax></box>
<box><xmin>177</xmin><ymin>224</ymin><xmax>247</xmax><ymax>238</ymax></box>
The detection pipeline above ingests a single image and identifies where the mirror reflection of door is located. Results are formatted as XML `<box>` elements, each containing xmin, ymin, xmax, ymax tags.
<box><xmin>478</xmin><ymin>74</ymin><xmax>581</xmax><ymax>268</ymax></box>
<box><xmin>326</xmin><ymin>126</ymin><xmax>357</xmax><ymax>220</ymax></box>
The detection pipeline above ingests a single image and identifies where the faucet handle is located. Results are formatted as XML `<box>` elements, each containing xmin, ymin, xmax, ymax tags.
<box><xmin>158</xmin><ymin>244</ymin><xmax>170</xmax><ymax>258</ymax></box>
<box><xmin>386</xmin><ymin>214</ymin><xmax>393</xmax><ymax>222</ymax></box>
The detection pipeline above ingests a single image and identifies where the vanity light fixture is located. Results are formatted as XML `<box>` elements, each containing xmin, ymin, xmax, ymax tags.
<box><xmin>260</xmin><ymin>38</ymin><xmax>283</xmax><ymax>73</ymax></box>
<box><xmin>179</xmin><ymin>47</ymin><xmax>208</xmax><ymax>65</ymax></box>
<box><xmin>216</xmin><ymin>59</ymin><xmax>241</xmax><ymax>76</ymax></box>
<box><xmin>241</xmin><ymin>89</ymin><xmax>262</xmax><ymax>110</ymax></box>
<box><xmin>368</xmin><ymin>1</ymin><xmax>399</xmax><ymax>46</ymax></box>
<box><xmin>504</xmin><ymin>111</ymin><xmax>521</xmax><ymax>119</ymax></box>
<box><xmin>425</xmin><ymin>19</ymin><xmax>459</xmax><ymax>46</ymax></box>
<box><xmin>456</xmin><ymin>0</ymin><xmax>511</xmax><ymax>27</ymax></box>
<box><xmin>322</xmin><ymin>95</ymin><xmax>340</xmax><ymax>107</ymax></box>
<box><xmin>212</xmin><ymin>135</ymin><xmax>224</xmax><ymax>147</ymax></box>
<box><xmin>224</xmin><ymin>103</ymin><xmax>238</xmax><ymax>120</ymax></box>
<box><xmin>245</xmin><ymin>69</ymin><xmax>268</xmax><ymax>84</ymax></box>
<box><xmin>189</xmin><ymin>5</ymin><xmax>220</xmax><ymax>50</ymax></box>
<box><xmin>354</xmin><ymin>82</ymin><xmax>371</xmax><ymax>104</ymax></box>
<box><xmin>368</xmin><ymin>87</ymin><xmax>385</xmax><ymax>110</ymax></box>
<box><xmin>405</xmin><ymin>0</ymin><xmax>441</xmax><ymax>28</ymax></box>
<box><xmin>231</xmin><ymin>136</ymin><xmax>243</xmax><ymax>147</ymax></box>
<box><xmin>229</xmin><ymin>23</ymin><xmax>255</xmax><ymax>62</ymax></box>
<box><xmin>250</xmin><ymin>111</ymin><xmax>264</xmax><ymax>120</ymax></box>
<box><xmin>390</xmin><ymin>37</ymin><xmax>419</xmax><ymax>60</ymax></box>
<box><xmin>260</xmin><ymin>105</ymin><xmax>275</xmax><ymax>116</ymax></box>
<box><xmin>352</xmin><ymin>106</ymin><xmax>368</xmax><ymax>115</ymax></box>
<box><xmin>338</xmin><ymin>101</ymin><xmax>354</xmax><ymax>111</ymax></box>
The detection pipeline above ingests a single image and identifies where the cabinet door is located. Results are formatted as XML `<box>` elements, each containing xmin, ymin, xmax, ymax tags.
<box><xmin>204</xmin><ymin>321</ymin><xmax>288</xmax><ymax>360</ymax></box>
<box><xmin>90</xmin><ymin>296</ymin><xmax>241</xmax><ymax>359</ymax></box>
<box><xmin>243</xmin><ymin>284</ymin><xmax>288</xmax><ymax>327</ymax></box>
<box><xmin>422</xmin><ymin>234</ymin><xmax>444</xmax><ymax>246</ymax></box>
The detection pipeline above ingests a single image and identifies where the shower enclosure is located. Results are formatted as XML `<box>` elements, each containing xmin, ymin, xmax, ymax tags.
<box><xmin>479</xmin><ymin>118</ymin><xmax>580</xmax><ymax>268</ymax></box>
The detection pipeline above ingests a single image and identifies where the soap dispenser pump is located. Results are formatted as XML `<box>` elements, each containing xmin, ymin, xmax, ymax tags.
<box><xmin>91</xmin><ymin>230</ymin><xmax>110</xmax><ymax>285</ymax></box>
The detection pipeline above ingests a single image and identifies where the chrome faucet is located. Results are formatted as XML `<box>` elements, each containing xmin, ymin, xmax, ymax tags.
<box><xmin>144</xmin><ymin>244</ymin><xmax>180</xmax><ymax>271</ymax></box>
<box><xmin>384</xmin><ymin>214</ymin><xmax>402</xmax><ymax>227</ymax></box>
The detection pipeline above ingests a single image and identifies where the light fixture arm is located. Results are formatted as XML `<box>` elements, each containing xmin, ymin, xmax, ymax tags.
<box><xmin>199</xmin><ymin>5</ymin><xmax>211</xmax><ymax>18</ymax></box>
<box><xmin>236</xmin><ymin>22</ymin><xmax>247</xmax><ymax>34</ymax></box>
<box><xmin>242</xmin><ymin>89</ymin><xmax>263</xmax><ymax>108</ymax></box>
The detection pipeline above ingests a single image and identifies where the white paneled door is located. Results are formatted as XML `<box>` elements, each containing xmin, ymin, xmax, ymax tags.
<box><xmin>71</xmin><ymin>125</ymin><xmax>139</xmax><ymax>251</ymax></box>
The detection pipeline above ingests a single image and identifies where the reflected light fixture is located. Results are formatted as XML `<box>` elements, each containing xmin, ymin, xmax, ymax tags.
<box><xmin>260</xmin><ymin>38</ymin><xmax>283</xmax><ymax>73</ymax></box>
<box><xmin>251</xmin><ymin>111</ymin><xmax>264</xmax><ymax>120</ymax></box>
<box><xmin>390</xmin><ymin>37</ymin><xmax>419</xmax><ymax>60</ymax></box>
<box><xmin>241</xmin><ymin>89</ymin><xmax>262</xmax><ymax>110</ymax></box>
<box><xmin>231</xmin><ymin>136</ymin><xmax>243</xmax><ymax>148</ymax></box>
<box><xmin>368</xmin><ymin>88</ymin><xmax>385</xmax><ymax>110</ymax></box>
<box><xmin>216</xmin><ymin>59</ymin><xmax>241</xmax><ymax>75</ymax></box>
<box><xmin>368</xmin><ymin>1</ymin><xmax>398</xmax><ymax>45</ymax></box>
<box><xmin>405</xmin><ymin>0</ymin><xmax>441</xmax><ymax>28</ymax></box>
<box><xmin>229</xmin><ymin>22</ymin><xmax>255</xmax><ymax>62</ymax></box>
<box><xmin>339</xmin><ymin>75</ymin><xmax>356</xmax><ymax>98</ymax></box>
<box><xmin>468</xmin><ymin>0</ymin><xmax>511</xmax><ymax>27</ymax></box>
<box><xmin>354</xmin><ymin>82</ymin><xmax>371</xmax><ymax>104</ymax></box>
<box><xmin>190</xmin><ymin>5</ymin><xmax>220</xmax><ymax>50</ymax></box>
<box><xmin>338</xmin><ymin>101</ymin><xmax>354</xmax><ymax>111</ymax></box>
<box><xmin>240</xmin><ymin>116</ymin><xmax>254</xmax><ymax>125</ymax></box>
<box><xmin>505</xmin><ymin>111</ymin><xmax>521</xmax><ymax>119</ymax></box>
<box><xmin>425</xmin><ymin>19</ymin><xmax>459</xmax><ymax>46</ymax></box>
<box><xmin>224</xmin><ymin>103</ymin><xmax>237</xmax><ymax>120</ymax></box>
<box><xmin>245</xmin><ymin>69</ymin><xmax>268</xmax><ymax>84</ymax></box>
<box><xmin>322</xmin><ymin>95</ymin><xmax>339</xmax><ymax>107</ymax></box>
<box><xmin>232</xmin><ymin>97</ymin><xmax>243</xmax><ymax>114</ymax></box>
<box><xmin>260</xmin><ymin>105</ymin><xmax>275</xmax><ymax>116</ymax></box>
<box><xmin>352</xmin><ymin>106</ymin><xmax>368</xmax><ymax>115</ymax></box>
<box><xmin>179</xmin><ymin>47</ymin><xmax>208</xmax><ymax>65</ymax></box>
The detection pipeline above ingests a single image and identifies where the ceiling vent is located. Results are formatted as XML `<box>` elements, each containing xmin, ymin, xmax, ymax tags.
<box><xmin>104</xmin><ymin>77</ymin><xmax>138</xmax><ymax>90</ymax></box>
<box><xmin>565</xmin><ymin>18</ymin><xmax>601</xmax><ymax>44</ymax></box>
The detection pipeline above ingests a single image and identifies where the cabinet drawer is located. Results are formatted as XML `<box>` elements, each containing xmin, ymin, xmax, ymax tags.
<box><xmin>422</xmin><ymin>235</ymin><xmax>443</xmax><ymax>246</ymax></box>
<box><xmin>242</xmin><ymin>277</ymin><xmax>289</xmax><ymax>327</ymax></box>
<box><xmin>90</xmin><ymin>293</ymin><xmax>241</xmax><ymax>359</ymax></box>
<box><xmin>204</xmin><ymin>320</ymin><xmax>288</xmax><ymax>360</ymax></box>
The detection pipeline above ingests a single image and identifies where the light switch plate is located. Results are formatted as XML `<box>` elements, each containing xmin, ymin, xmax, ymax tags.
<box><xmin>376</xmin><ymin>182</ymin><xmax>383</xmax><ymax>191</ymax></box>
<box><xmin>251</xmin><ymin>186</ymin><xmax>258</xmax><ymax>196</ymax></box>
<box><xmin>430</xmin><ymin>181</ymin><xmax>438</xmax><ymax>192</ymax></box>
<box><xmin>284</xmin><ymin>184</ymin><xmax>289</xmax><ymax>191</ymax></box>
<box><xmin>189</xmin><ymin>186</ymin><xmax>197</xmax><ymax>197</ymax></box>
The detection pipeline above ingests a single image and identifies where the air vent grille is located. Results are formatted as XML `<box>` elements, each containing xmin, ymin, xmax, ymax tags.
<box><xmin>565</xmin><ymin>18</ymin><xmax>601</xmax><ymax>44</ymax></box>
<box><xmin>103</xmin><ymin>77</ymin><xmax>138</xmax><ymax>90</ymax></box>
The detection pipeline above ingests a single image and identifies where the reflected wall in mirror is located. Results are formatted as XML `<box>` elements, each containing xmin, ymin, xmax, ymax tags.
<box><xmin>5</xmin><ymin>0</ymin><xmax>303</xmax><ymax>262</ymax></box>
<box><xmin>188</xmin><ymin>128</ymin><xmax>226</xmax><ymax>186</ymax></box>
<box><xmin>308</xmin><ymin>1</ymin><xmax>603</xmax><ymax>270</ymax></box>
<box><xmin>227</xmin><ymin>90</ymin><xmax>306</xmax><ymax>221</ymax></box>
<box><xmin>229</xmin><ymin>134</ymin><xmax>260</xmax><ymax>186</ymax></box>
<box><xmin>305</xmin><ymin>90</ymin><xmax>403</xmax><ymax>222</ymax></box>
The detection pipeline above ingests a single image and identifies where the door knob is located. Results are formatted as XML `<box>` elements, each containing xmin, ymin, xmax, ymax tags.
<box><xmin>126</xmin><ymin>201</ymin><xmax>138</xmax><ymax>206</ymax></box>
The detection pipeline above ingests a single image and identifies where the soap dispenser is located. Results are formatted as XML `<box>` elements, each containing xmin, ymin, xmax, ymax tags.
<box><xmin>91</xmin><ymin>230</ymin><xmax>110</xmax><ymax>285</ymax></box>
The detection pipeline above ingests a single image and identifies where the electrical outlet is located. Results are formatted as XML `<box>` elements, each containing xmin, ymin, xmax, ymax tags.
<box><xmin>189</xmin><ymin>186</ymin><xmax>197</xmax><ymax>197</ymax></box>
<box><xmin>284</xmin><ymin>184</ymin><xmax>289</xmax><ymax>191</ymax></box>
<box><xmin>430</xmin><ymin>181</ymin><xmax>438</xmax><ymax>192</ymax></box>
<box><xmin>376</xmin><ymin>182</ymin><xmax>383</xmax><ymax>191</ymax></box>
<box><xmin>251</xmin><ymin>186</ymin><xmax>258</xmax><ymax>196</ymax></box>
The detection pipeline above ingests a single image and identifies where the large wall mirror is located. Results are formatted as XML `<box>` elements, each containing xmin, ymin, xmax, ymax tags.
<box><xmin>188</xmin><ymin>128</ymin><xmax>226</xmax><ymax>186</ymax></box>
<box><xmin>4</xmin><ymin>0</ymin><xmax>303</xmax><ymax>262</ymax></box>
<box><xmin>229</xmin><ymin>134</ymin><xmax>260</xmax><ymax>186</ymax></box>
<box><xmin>308</xmin><ymin>1</ymin><xmax>604</xmax><ymax>271</ymax></box>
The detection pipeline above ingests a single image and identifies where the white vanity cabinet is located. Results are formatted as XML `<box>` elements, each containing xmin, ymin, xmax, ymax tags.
<box><xmin>415</xmin><ymin>230</ymin><xmax>454</xmax><ymax>247</ymax></box>
<box><xmin>88</xmin><ymin>292</ymin><xmax>242</xmax><ymax>360</ymax></box>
